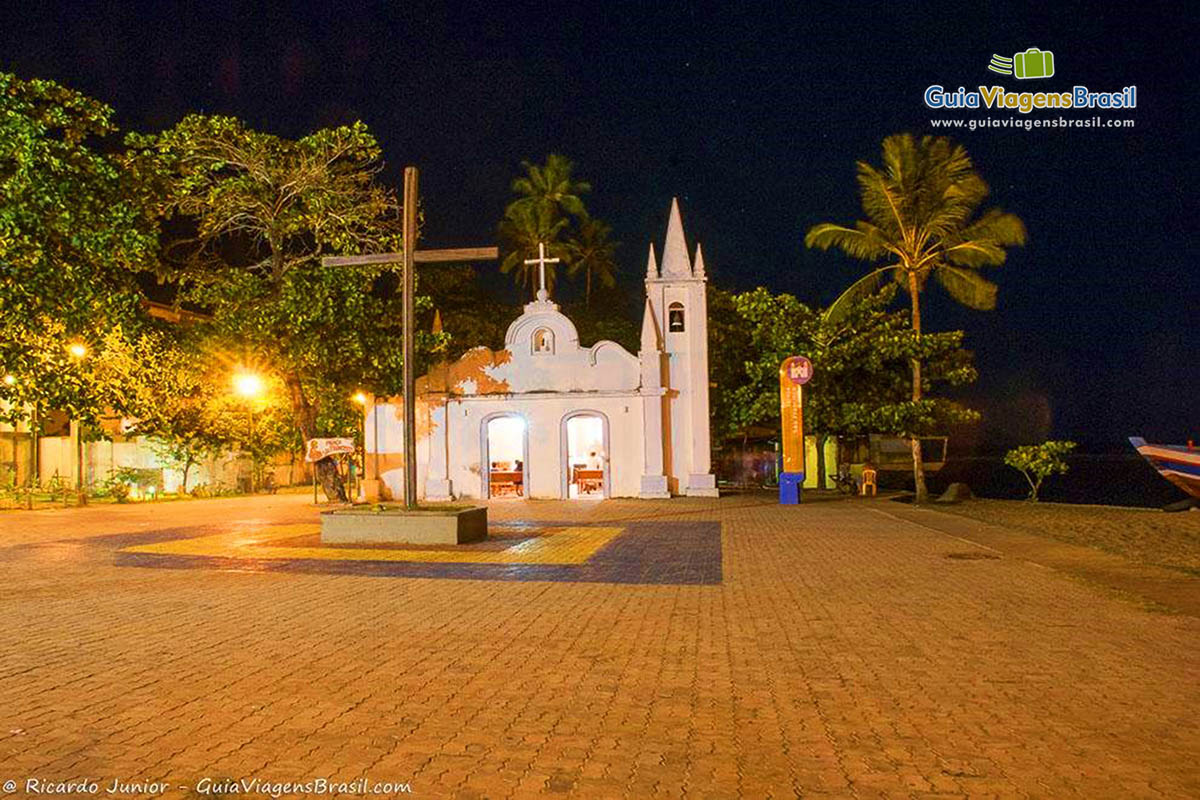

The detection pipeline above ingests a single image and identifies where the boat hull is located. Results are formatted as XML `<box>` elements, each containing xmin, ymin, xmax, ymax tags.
<box><xmin>1130</xmin><ymin>437</ymin><xmax>1200</xmax><ymax>499</ymax></box>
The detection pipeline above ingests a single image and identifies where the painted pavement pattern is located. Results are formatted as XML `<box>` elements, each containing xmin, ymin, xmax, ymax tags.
<box><xmin>0</xmin><ymin>494</ymin><xmax>1196</xmax><ymax>798</ymax></box>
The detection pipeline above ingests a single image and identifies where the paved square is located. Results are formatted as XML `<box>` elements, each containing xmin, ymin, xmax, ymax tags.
<box><xmin>0</xmin><ymin>494</ymin><xmax>1197</xmax><ymax>798</ymax></box>
<box><xmin>113</xmin><ymin>520</ymin><xmax>723</xmax><ymax>584</ymax></box>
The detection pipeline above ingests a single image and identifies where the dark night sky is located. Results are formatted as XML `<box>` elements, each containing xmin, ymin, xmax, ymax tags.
<box><xmin>2</xmin><ymin>0</ymin><xmax>1195</xmax><ymax>447</ymax></box>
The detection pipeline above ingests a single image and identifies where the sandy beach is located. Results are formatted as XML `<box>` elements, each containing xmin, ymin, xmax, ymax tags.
<box><xmin>938</xmin><ymin>498</ymin><xmax>1200</xmax><ymax>575</ymax></box>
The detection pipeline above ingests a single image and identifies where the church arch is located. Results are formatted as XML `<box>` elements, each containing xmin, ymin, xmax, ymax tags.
<box><xmin>668</xmin><ymin>302</ymin><xmax>685</xmax><ymax>332</ymax></box>
<box><xmin>532</xmin><ymin>327</ymin><xmax>555</xmax><ymax>354</ymax></box>
<box><xmin>480</xmin><ymin>412</ymin><xmax>529</xmax><ymax>499</ymax></box>
<box><xmin>560</xmin><ymin>410</ymin><xmax>611</xmax><ymax>499</ymax></box>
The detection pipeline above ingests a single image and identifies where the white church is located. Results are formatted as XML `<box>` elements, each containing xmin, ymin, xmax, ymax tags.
<box><xmin>366</xmin><ymin>198</ymin><xmax>717</xmax><ymax>501</ymax></box>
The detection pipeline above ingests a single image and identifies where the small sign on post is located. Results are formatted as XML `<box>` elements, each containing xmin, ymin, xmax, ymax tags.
<box><xmin>305</xmin><ymin>437</ymin><xmax>356</xmax><ymax>463</ymax></box>
<box><xmin>779</xmin><ymin>356</ymin><xmax>812</xmax><ymax>505</ymax></box>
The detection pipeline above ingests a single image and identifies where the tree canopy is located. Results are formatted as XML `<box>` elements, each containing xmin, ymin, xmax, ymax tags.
<box><xmin>806</xmin><ymin>133</ymin><xmax>1024</xmax><ymax>500</ymax></box>
<box><xmin>125</xmin><ymin>114</ymin><xmax>438</xmax><ymax>500</ymax></box>
<box><xmin>710</xmin><ymin>284</ymin><xmax>979</xmax><ymax>486</ymax></box>
<box><xmin>0</xmin><ymin>72</ymin><xmax>155</xmax><ymax>422</ymax></box>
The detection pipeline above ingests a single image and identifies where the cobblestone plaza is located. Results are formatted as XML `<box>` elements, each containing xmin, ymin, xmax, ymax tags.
<box><xmin>0</xmin><ymin>494</ymin><xmax>1196</xmax><ymax>798</ymax></box>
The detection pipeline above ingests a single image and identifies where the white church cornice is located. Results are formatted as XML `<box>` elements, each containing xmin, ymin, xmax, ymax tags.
<box><xmin>447</xmin><ymin>387</ymin><xmax>656</xmax><ymax>402</ymax></box>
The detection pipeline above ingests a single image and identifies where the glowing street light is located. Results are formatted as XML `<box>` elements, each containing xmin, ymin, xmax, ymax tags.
<box><xmin>2</xmin><ymin>374</ymin><xmax>15</xmax><ymax>386</ymax></box>
<box><xmin>62</xmin><ymin>342</ymin><xmax>89</xmax><ymax>503</ymax></box>
<box><xmin>232</xmin><ymin>371</ymin><xmax>264</xmax><ymax>399</ymax></box>
<box><xmin>232</xmin><ymin>370</ymin><xmax>265</xmax><ymax>492</ymax></box>
<box><xmin>352</xmin><ymin>391</ymin><xmax>368</xmax><ymax>405</ymax></box>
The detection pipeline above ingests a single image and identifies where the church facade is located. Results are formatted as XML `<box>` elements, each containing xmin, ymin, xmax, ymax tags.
<box><xmin>366</xmin><ymin>198</ymin><xmax>717</xmax><ymax>501</ymax></box>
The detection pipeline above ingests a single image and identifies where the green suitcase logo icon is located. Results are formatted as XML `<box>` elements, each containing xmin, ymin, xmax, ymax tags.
<box><xmin>1013</xmin><ymin>48</ymin><xmax>1055</xmax><ymax>79</ymax></box>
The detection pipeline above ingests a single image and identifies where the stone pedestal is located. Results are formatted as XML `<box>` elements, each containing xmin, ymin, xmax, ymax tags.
<box><xmin>639</xmin><ymin>474</ymin><xmax>670</xmax><ymax>499</ymax></box>
<box><xmin>321</xmin><ymin>506</ymin><xmax>487</xmax><ymax>545</ymax></box>
<box><xmin>424</xmin><ymin>478</ymin><xmax>453</xmax><ymax>501</ymax></box>
<box><xmin>685</xmin><ymin>473</ymin><xmax>719</xmax><ymax>497</ymax></box>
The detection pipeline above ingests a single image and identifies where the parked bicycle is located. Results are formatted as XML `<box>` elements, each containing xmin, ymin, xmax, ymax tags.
<box><xmin>832</xmin><ymin>465</ymin><xmax>857</xmax><ymax>495</ymax></box>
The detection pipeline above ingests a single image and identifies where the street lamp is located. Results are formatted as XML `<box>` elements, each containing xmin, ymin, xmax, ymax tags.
<box><xmin>351</xmin><ymin>390</ymin><xmax>382</xmax><ymax>502</ymax></box>
<box><xmin>232</xmin><ymin>371</ymin><xmax>264</xmax><ymax>400</ymax></box>
<box><xmin>351</xmin><ymin>392</ymin><xmax>369</xmax><ymax>500</ymax></box>
<box><xmin>66</xmin><ymin>341</ymin><xmax>89</xmax><ymax>504</ymax></box>
<box><xmin>232</xmin><ymin>370</ymin><xmax>264</xmax><ymax>492</ymax></box>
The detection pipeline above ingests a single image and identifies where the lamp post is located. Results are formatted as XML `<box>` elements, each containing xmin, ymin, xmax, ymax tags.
<box><xmin>232</xmin><ymin>370</ymin><xmax>264</xmax><ymax>493</ymax></box>
<box><xmin>352</xmin><ymin>391</ymin><xmax>368</xmax><ymax>502</ymax></box>
<box><xmin>67</xmin><ymin>341</ymin><xmax>88</xmax><ymax>505</ymax></box>
<box><xmin>351</xmin><ymin>390</ymin><xmax>382</xmax><ymax>502</ymax></box>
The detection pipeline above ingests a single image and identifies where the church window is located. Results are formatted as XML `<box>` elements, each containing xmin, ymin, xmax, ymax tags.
<box><xmin>668</xmin><ymin>302</ymin><xmax>685</xmax><ymax>332</ymax></box>
<box><xmin>533</xmin><ymin>328</ymin><xmax>554</xmax><ymax>354</ymax></box>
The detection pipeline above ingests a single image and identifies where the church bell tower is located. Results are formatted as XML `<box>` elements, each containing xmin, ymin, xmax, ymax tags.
<box><xmin>641</xmin><ymin>198</ymin><xmax>718</xmax><ymax>496</ymax></box>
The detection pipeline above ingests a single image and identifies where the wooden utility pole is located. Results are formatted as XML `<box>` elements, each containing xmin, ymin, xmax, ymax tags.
<box><xmin>322</xmin><ymin>166</ymin><xmax>498</xmax><ymax>510</ymax></box>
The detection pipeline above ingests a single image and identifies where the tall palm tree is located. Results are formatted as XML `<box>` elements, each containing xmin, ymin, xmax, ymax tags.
<box><xmin>564</xmin><ymin>218</ymin><xmax>618</xmax><ymax>307</ymax></box>
<box><xmin>507</xmin><ymin>153</ymin><xmax>591</xmax><ymax>223</ymax></box>
<box><xmin>500</xmin><ymin>154</ymin><xmax>592</xmax><ymax>298</ymax></box>
<box><xmin>498</xmin><ymin>203</ymin><xmax>569</xmax><ymax>296</ymax></box>
<box><xmin>806</xmin><ymin>133</ymin><xmax>1026</xmax><ymax>503</ymax></box>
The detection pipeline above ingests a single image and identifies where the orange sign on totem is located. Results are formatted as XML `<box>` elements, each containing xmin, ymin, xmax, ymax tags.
<box><xmin>779</xmin><ymin>356</ymin><xmax>812</xmax><ymax>503</ymax></box>
<box><xmin>779</xmin><ymin>357</ymin><xmax>811</xmax><ymax>473</ymax></box>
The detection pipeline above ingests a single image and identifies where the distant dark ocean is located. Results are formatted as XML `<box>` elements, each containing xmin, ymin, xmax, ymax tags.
<box><xmin>907</xmin><ymin>452</ymin><xmax>1190</xmax><ymax>508</ymax></box>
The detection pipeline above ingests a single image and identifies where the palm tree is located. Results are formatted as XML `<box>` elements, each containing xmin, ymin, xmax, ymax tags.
<box><xmin>498</xmin><ymin>203</ymin><xmax>569</xmax><ymax>295</ymax></box>
<box><xmin>564</xmin><ymin>218</ymin><xmax>618</xmax><ymax>307</ymax></box>
<box><xmin>500</xmin><ymin>155</ymin><xmax>592</xmax><ymax>298</ymax></box>
<box><xmin>806</xmin><ymin>133</ymin><xmax>1026</xmax><ymax>503</ymax></box>
<box><xmin>507</xmin><ymin>153</ymin><xmax>591</xmax><ymax>223</ymax></box>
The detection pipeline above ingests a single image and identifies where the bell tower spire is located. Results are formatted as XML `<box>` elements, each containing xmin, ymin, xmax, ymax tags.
<box><xmin>640</xmin><ymin>198</ymin><xmax>717</xmax><ymax>497</ymax></box>
<box><xmin>659</xmin><ymin>197</ymin><xmax>692</xmax><ymax>278</ymax></box>
<box><xmin>645</xmin><ymin>242</ymin><xmax>659</xmax><ymax>281</ymax></box>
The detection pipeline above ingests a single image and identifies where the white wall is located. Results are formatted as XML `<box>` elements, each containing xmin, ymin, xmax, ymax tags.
<box><xmin>35</xmin><ymin>435</ymin><xmax>301</xmax><ymax>494</ymax></box>
<box><xmin>376</xmin><ymin>394</ymin><xmax>647</xmax><ymax>501</ymax></box>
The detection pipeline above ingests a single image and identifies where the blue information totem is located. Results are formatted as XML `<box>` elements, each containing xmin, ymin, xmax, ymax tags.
<box><xmin>779</xmin><ymin>471</ymin><xmax>805</xmax><ymax>505</ymax></box>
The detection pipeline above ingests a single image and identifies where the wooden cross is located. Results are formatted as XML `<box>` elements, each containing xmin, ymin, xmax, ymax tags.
<box><xmin>524</xmin><ymin>241</ymin><xmax>559</xmax><ymax>301</ymax></box>
<box><xmin>323</xmin><ymin>166</ymin><xmax>498</xmax><ymax>510</ymax></box>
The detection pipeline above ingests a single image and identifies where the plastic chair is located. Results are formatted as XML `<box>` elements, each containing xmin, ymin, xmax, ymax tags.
<box><xmin>860</xmin><ymin>466</ymin><xmax>878</xmax><ymax>496</ymax></box>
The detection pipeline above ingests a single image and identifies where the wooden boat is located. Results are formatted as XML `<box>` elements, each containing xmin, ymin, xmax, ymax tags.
<box><xmin>1129</xmin><ymin>437</ymin><xmax>1200</xmax><ymax>499</ymax></box>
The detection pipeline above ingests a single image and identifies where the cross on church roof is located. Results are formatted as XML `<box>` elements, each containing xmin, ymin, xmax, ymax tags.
<box><xmin>524</xmin><ymin>242</ymin><xmax>560</xmax><ymax>302</ymax></box>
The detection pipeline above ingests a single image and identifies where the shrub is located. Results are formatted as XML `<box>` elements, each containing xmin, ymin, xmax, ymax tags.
<box><xmin>1004</xmin><ymin>440</ymin><xmax>1077</xmax><ymax>502</ymax></box>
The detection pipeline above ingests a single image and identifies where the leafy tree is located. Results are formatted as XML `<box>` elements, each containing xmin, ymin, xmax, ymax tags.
<box><xmin>125</xmin><ymin>115</ymin><xmax>429</xmax><ymax>501</ymax></box>
<box><xmin>93</xmin><ymin>324</ymin><xmax>294</xmax><ymax>493</ymax></box>
<box><xmin>564</xmin><ymin>301</ymin><xmax>640</xmax><ymax>354</ymax></box>
<box><xmin>0</xmin><ymin>73</ymin><xmax>154</xmax><ymax>424</ymax></box>
<box><xmin>420</xmin><ymin>266</ymin><xmax>511</xmax><ymax>359</ymax></box>
<box><xmin>712</xmin><ymin>284</ymin><xmax>978</xmax><ymax>488</ymax></box>
<box><xmin>564</xmin><ymin>218</ymin><xmax>619</xmax><ymax>307</ymax></box>
<box><xmin>1004</xmin><ymin>440</ymin><xmax>1076</xmax><ymax>501</ymax></box>
<box><xmin>706</xmin><ymin>287</ymin><xmax>755</xmax><ymax>444</ymax></box>
<box><xmin>806</xmin><ymin>133</ymin><xmax>1026</xmax><ymax>502</ymax></box>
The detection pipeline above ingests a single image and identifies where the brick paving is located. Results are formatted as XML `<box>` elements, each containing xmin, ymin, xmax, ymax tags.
<box><xmin>0</xmin><ymin>494</ymin><xmax>1197</xmax><ymax>798</ymax></box>
<box><xmin>112</xmin><ymin>519</ymin><xmax>722</xmax><ymax>584</ymax></box>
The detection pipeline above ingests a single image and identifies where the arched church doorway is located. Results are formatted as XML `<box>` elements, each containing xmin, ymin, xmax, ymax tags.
<box><xmin>562</xmin><ymin>412</ymin><xmax>609</xmax><ymax>499</ymax></box>
<box><xmin>483</xmin><ymin>415</ymin><xmax>527</xmax><ymax>499</ymax></box>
